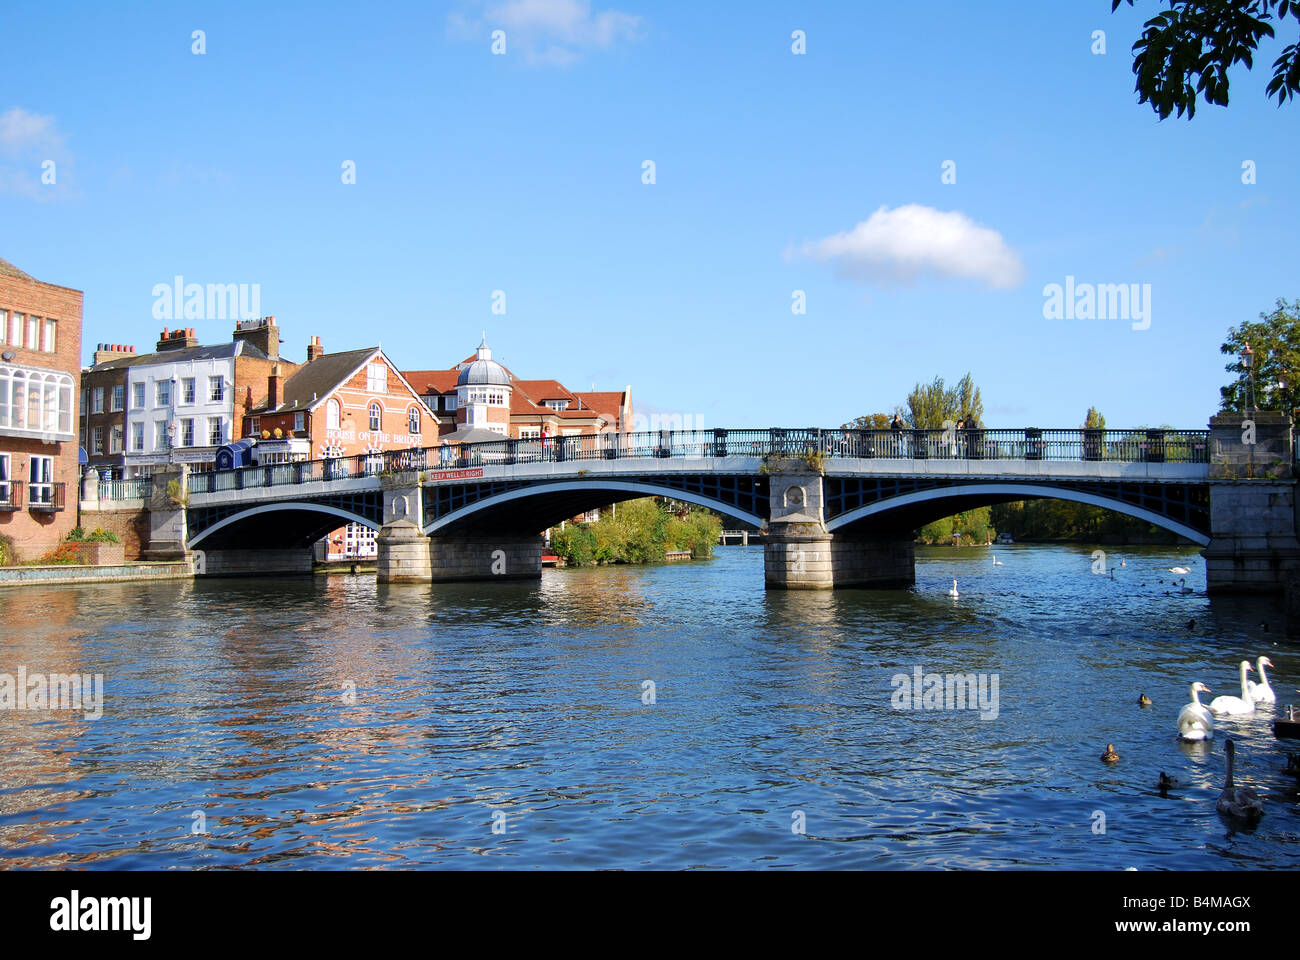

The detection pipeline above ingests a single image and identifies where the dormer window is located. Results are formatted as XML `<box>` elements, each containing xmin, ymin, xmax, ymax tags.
<box><xmin>546</xmin><ymin>399</ymin><xmax>569</xmax><ymax>411</ymax></box>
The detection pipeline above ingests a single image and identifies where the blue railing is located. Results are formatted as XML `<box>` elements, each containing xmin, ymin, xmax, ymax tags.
<box><xmin>184</xmin><ymin>427</ymin><xmax>1211</xmax><ymax>495</ymax></box>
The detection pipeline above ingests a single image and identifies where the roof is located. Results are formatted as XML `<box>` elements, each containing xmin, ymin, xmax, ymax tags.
<box><xmin>259</xmin><ymin>346</ymin><xmax>379</xmax><ymax>413</ymax></box>
<box><xmin>0</xmin><ymin>257</ymin><xmax>34</xmax><ymax>281</ymax></box>
<box><xmin>457</xmin><ymin>357</ymin><xmax>512</xmax><ymax>387</ymax></box>
<box><xmin>513</xmin><ymin>379</ymin><xmax>575</xmax><ymax>402</ymax></box>
<box><xmin>441</xmin><ymin>426</ymin><xmax>509</xmax><ymax>444</ymax></box>
<box><xmin>402</xmin><ymin>369</ymin><xmax>460</xmax><ymax>395</ymax></box>
<box><xmin>91</xmin><ymin>339</ymin><xmax>269</xmax><ymax>373</ymax></box>
<box><xmin>574</xmin><ymin>391</ymin><xmax>627</xmax><ymax>420</ymax></box>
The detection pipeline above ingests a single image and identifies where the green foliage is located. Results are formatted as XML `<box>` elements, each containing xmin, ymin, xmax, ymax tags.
<box><xmin>34</xmin><ymin>542</ymin><xmax>87</xmax><ymax>566</ymax></box>
<box><xmin>989</xmin><ymin>500</ymin><xmax>1180</xmax><ymax>542</ymax></box>
<box><xmin>165</xmin><ymin>478</ymin><xmax>187</xmax><ymax>505</ymax></box>
<box><xmin>1219</xmin><ymin>297</ymin><xmax>1300</xmax><ymax>413</ymax></box>
<box><xmin>549</xmin><ymin>498</ymin><xmax>722</xmax><ymax>566</ymax></box>
<box><xmin>65</xmin><ymin>526</ymin><xmax>86</xmax><ymax>542</ymax></box>
<box><xmin>1084</xmin><ymin>406</ymin><xmax>1106</xmax><ymax>429</ymax></box>
<box><xmin>85</xmin><ymin>527</ymin><xmax>121</xmax><ymax>544</ymax></box>
<box><xmin>918</xmin><ymin>507</ymin><xmax>993</xmax><ymax>545</ymax></box>
<box><xmin>0</xmin><ymin>533</ymin><xmax>14</xmax><ymax>567</ymax></box>
<box><xmin>842</xmin><ymin>413</ymin><xmax>892</xmax><ymax>430</ymax></box>
<box><xmin>902</xmin><ymin>372</ymin><xmax>983</xmax><ymax>429</ymax></box>
<box><xmin>1111</xmin><ymin>0</ymin><xmax>1300</xmax><ymax>119</ymax></box>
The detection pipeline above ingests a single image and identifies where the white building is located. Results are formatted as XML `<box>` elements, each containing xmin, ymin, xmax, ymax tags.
<box><xmin>122</xmin><ymin>331</ymin><xmax>266</xmax><ymax>477</ymax></box>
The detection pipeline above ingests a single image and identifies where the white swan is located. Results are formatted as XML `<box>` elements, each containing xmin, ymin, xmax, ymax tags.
<box><xmin>1177</xmin><ymin>682</ymin><xmax>1214</xmax><ymax>741</ymax></box>
<box><xmin>992</xmin><ymin>556</ymin><xmax>1003</xmax><ymax>566</ymax></box>
<box><xmin>1247</xmin><ymin>656</ymin><xmax>1277</xmax><ymax>704</ymax></box>
<box><xmin>947</xmin><ymin>579</ymin><xmax>959</xmax><ymax>598</ymax></box>
<box><xmin>1209</xmin><ymin>661</ymin><xmax>1256</xmax><ymax>716</ymax></box>
<box><xmin>1169</xmin><ymin>566</ymin><xmax>1191</xmax><ymax>575</ymax></box>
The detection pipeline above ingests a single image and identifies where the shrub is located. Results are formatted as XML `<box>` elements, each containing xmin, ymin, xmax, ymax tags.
<box><xmin>0</xmin><ymin>533</ymin><xmax>14</xmax><ymax>567</ymax></box>
<box><xmin>84</xmin><ymin>527</ymin><xmax>121</xmax><ymax>544</ymax></box>
<box><xmin>35</xmin><ymin>542</ymin><xmax>87</xmax><ymax>566</ymax></box>
<box><xmin>65</xmin><ymin>526</ymin><xmax>86</xmax><ymax>542</ymax></box>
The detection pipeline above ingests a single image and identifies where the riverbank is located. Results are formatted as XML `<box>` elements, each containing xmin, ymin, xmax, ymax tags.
<box><xmin>549</xmin><ymin>498</ymin><xmax>721</xmax><ymax>567</ymax></box>
<box><xmin>0</xmin><ymin>560</ymin><xmax>193</xmax><ymax>587</ymax></box>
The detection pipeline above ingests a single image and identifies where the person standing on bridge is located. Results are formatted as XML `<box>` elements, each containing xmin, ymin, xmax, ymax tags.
<box><xmin>890</xmin><ymin>414</ymin><xmax>903</xmax><ymax>457</ymax></box>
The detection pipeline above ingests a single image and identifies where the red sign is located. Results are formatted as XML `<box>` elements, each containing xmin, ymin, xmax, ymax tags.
<box><xmin>429</xmin><ymin>468</ymin><xmax>484</xmax><ymax>481</ymax></box>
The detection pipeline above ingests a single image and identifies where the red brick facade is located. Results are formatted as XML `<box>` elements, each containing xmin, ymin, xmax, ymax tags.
<box><xmin>0</xmin><ymin>258</ymin><xmax>84</xmax><ymax>561</ymax></box>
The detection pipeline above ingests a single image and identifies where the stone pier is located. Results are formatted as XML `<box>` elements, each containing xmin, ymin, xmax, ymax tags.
<box><xmin>1202</xmin><ymin>411</ymin><xmax>1299</xmax><ymax>594</ymax></box>
<box><xmin>428</xmin><ymin>535</ymin><xmax>543</xmax><ymax>583</ymax></box>
<box><xmin>198</xmin><ymin>549</ymin><xmax>314</xmax><ymax>577</ymax></box>
<box><xmin>141</xmin><ymin>463</ymin><xmax>191</xmax><ymax>562</ymax></box>
<box><xmin>763</xmin><ymin>466</ymin><xmax>915</xmax><ymax>589</ymax></box>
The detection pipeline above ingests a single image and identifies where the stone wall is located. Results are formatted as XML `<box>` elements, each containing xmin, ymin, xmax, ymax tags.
<box><xmin>428</xmin><ymin>535</ymin><xmax>543</xmax><ymax>582</ymax></box>
<box><xmin>77</xmin><ymin>505</ymin><xmax>150</xmax><ymax>560</ymax></box>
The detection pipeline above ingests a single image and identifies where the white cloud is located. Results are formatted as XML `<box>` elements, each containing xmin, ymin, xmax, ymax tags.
<box><xmin>0</xmin><ymin>107</ymin><xmax>71</xmax><ymax>201</ymax></box>
<box><xmin>796</xmin><ymin>204</ymin><xmax>1026</xmax><ymax>290</ymax></box>
<box><xmin>450</xmin><ymin>0</ymin><xmax>642</xmax><ymax>65</ymax></box>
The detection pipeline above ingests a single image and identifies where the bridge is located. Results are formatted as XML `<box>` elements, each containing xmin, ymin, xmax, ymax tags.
<box><xmin>113</xmin><ymin>411</ymin><xmax>1297</xmax><ymax>593</ymax></box>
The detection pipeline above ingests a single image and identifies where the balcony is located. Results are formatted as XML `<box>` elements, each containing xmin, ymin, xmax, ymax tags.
<box><xmin>27</xmin><ymin>482</ymin><xmax>65</xmax><ymax>513</ymax></box>
<box><xmin>0</xmin><ymin>482</ymin><xmax>21</xmax><ymax>511</ymax></box>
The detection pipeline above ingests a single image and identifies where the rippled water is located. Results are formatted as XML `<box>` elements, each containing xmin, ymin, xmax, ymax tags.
<box><xmin>0</xmin><ymin>544</ymin><xmax>1295</xmax><ymax>869</ymax></box>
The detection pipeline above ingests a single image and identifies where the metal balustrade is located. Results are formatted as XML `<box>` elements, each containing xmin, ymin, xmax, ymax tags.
<box><xmin>185</xmin><ymin>427</ymin><xmax>1211</xmax><ymax>496</ymax></box>
<box><xmin>27</xmin><ymin>481</ymin><xmax>65</xmax><ymax>512</ymax></box>
<box><xmin>97</xmin><ymin>478</ymin><xmax>153</xmax><ymax>501</ymax></box>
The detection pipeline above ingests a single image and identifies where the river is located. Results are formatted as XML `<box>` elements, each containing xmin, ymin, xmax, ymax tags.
<box><xmin>0</xmin><ymin>543</ymin><xmax>1294</xmax><ymax>869</ymax></box>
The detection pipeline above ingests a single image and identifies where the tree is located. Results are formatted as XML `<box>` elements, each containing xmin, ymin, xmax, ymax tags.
<box><xmin>903</xmin><ymin>373</ymin><xmax>984</xmax><ymax>429</ymax></box>
<box><xmin>842</xmin><ymin>413</ymin><xmax>892</xmax><ymax>430</ymax></box>
<box><xmin>1111</xmin><ymin>0</ymin><xmax>1300</xmax><ymax>119</ymax></box>
<box><xmin>1084</xmin><ymin>406</ymin><xmax>1107</xmax><ymax>429</ymax></box>
<box><xmin>1219</xmin><ymin>297</ymin><xmax>1300</xmax><ymax>413</ymax></box>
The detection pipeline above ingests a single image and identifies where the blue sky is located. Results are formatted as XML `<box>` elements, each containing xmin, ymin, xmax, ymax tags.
<box><xmin>1</xmin><ymin>0</ymin><xmax>1296</xmax><ymax>430</ymax></box>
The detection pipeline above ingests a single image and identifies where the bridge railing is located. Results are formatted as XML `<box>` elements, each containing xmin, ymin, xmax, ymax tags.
<box><xmin>186</xmin><ymin>427</ymin><xmax>1210</xmax><ymax>495</ymax></box>
<box><xmin>96</xmin><ymin>478</ymin><xmax>153</xmax><ymax>501</ymax></box>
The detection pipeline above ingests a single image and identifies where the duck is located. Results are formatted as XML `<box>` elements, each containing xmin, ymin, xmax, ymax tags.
<box><xmin>1177</xmin><ymin>682</ymin><xmax>1214</xmax><ymax>741</ymax></box>
<box><xmin>1139</xmin><ymin>693</ymin><xmax>1152</xmax><ymax>707</ymax></box>
<box><xmin>1101</xmin><ymin>743</ymin><xmax>1120</xmax><ymax>763</ymax></box>
<box><xmin>1216</xmin><ymin>739</ymin><xmax>1264</xmax><ymax>822</ymax></box>
<box><xmin>1209</xmin><ymin>661</ymin><xmax>1256</xmax><ymax>716</ymax></box>
<box><xmin>1246</xmin><ymin>656</ymin><xmax>1276</xmax><ymax>704</ymax></box>
<box><xmin>1186</xmin><ymin>619</ymin><xmax>1196</xmax><ymax>631</ymax></box>
<box><xmin>947</xmin><ymin>579</ymin><xmax>959</xmax><ymax>598</ymax></box>
<box><xmin>1157</xmin><ymin>772</ymin><xmax>1177</xmax><ymax>794</ymax></box>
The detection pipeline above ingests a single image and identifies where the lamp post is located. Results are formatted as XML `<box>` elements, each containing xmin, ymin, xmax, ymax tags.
<box><xmin>1242</xmin><ymin>345</ymin><xmax>1255</xmax><ymax>414</ymax></box>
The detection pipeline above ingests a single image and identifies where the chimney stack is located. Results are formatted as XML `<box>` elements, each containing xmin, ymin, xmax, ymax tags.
<box><xmin>306</xmin><ymin>335</ymin><xmax>324</xmax><ymax>363</ymax></box>
<box><xmin>268</xmin><ymin>362</ymin><xmax>283</xmax><ymax>410</ymax></box>
<box><xmin>92</xmin><ymin>343</ymin><xmax>137</xmax><ymax>365</ymax></box>
<box><xmin>232</xmin><ymin>315</ymin><xmax>280</xmax><ymax>359</ymax></box>
<box><xmin>156</xmin><ymin>327</ymin><xmax>199</xmax><ymax>351</ymax></box>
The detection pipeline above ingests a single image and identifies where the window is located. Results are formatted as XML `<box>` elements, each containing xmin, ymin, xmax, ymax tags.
<box><xmin>208</xmin><ymin>417</ymin><xmax>223</xmax><ymax>446</ymax></box>
<box><xmin>249</xmin><ymin>416</ymin><xmax>260</xmax><ymax>436</ymax></box>
<box><xmin>0</xmin><ymin>454</ymin><xmax>8</xmax><ymax>502</ymax></box>
<box><xmin>111</xmin><ymin>384</ymin><xmax>124</xmax><ymax>412</ymax></box>
<box><xmin>369</xmin><ymin>402</ymin><xmax>381</xmax><ymax>431</ymax></box>
<box><xmin>9</xmin><ymin>314</ymin><xmax>21</xmax><ymax>347</ymax></box>
<box><xmin>92</xmin><ymin>388</ymin><xmax>104</xmax><ymax>414</ymax></box>
<box><xmin>0</xmin><ymin>311</ymin><xmax>6</xmax><ymax>345</ymax></box>
<box><xmin>209</xmin><ymin>376</ymin><xmax>224</xmax><ymax>402</ymax></box>
<box><xmin>326</xmin><ymin>399</ymin><xmax>340</xmax><ymax>430</ymax></box>
<box><xmin>132</xmin><ymin>382</ymin><xmax>145</xmax><ymax>410</ymax></box>
<box><xmin>110</xmin><ymin>425</ymin><xmax>124</xmax><ymax>453</ymax></box>
<box><xmin>408</xmin><ymin>406</ymin><xmax>420</xmax><ymax>435</ymax></box>
<box><xmin>156</xmin><ymin>380</ymin><xmax>171</xmax><ymax>407</ymax></box>
<box><xmin>92</xmin><ymin>426</ymin><xmax>104</xmax><ymax>455</ymax></box>
<box><xmin>181</xmin><ymin>418</ymin><xmax>194</xmax><ymax>447</ymax></box>
<box><xmin>42</xmin><ymin>319</ymin><xmax>56</xmax><ymax>352</ymax></box>
<box><xmin>131</xmin><ymin>422</ymin><xmax>144</xmax><ymax>451</ymax></box>
<box><xmin>155</xmin><ymin>420</ymin><xmax>169</xmax><ymax>451</ymax></box>
<box><xmin>27</xmin><ymin>316</ymin><xmax>38</xmax><ymax>350</ymax></box>
<box><xmin>0</xmin><ymin>365</ymin><xmax>75</xmax><ymax>437</ymax></box>
<box><xmin>519</xmin><ymin>426</ymin><xmax>541</xmax><ymax>439</ymax></box>
<box><xmin>294</xmin><ymin>412</ymin><xmax>305</xmax><ymax>431</ymax></box>
<box><xmin>29</xmin><ymin>455</ymin><xmax>53</xmax><ymax>504</ymax></box>
<box><xmin>366</xmin><ymin>363</ymin><xmax>387</xmax><ymax>393</ymax></box>
<box><xmin>182</xmin><ymin>378</ymin><xmax>196</xmax><ymax>405</ymax></box>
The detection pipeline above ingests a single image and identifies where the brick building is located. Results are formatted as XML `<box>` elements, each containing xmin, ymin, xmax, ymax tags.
<box><xmin>79</xmin><ymin>316</ymin><xmax>294</xmax><ymax>479</ymax></box>
<box><xmin>0</xmin><ymin>257</ymin><xmax>83</xmax><ymax>561</ymax></box>
<box><xmin>403</xmin><ymin>337</ymin><xmax>633</xmax><ymax>442</ymax></box>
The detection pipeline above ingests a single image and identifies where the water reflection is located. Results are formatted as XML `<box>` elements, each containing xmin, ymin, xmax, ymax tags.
<box><xmin>0</xmin><ymin>544</ymin><xmax>1295</xmax><ymax>869</ymax></box>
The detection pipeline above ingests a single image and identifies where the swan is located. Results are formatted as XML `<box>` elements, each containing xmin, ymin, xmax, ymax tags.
<box><xmin>1177</xmin><ymin>682</ymin><xmax>1214</xmax><ymax>740</ymax></box>
<box><xmin>1246</xmin><ymin>656</ymin><xmax>1276</xmax><ymax>704</ymax></box>
<box><xmin>1169</xmin><ymin>566</ymin><xmax>1191</xmax><ymax>575</ymax></box>
<box><xmin>1216</xmin><ymin>739</ymin><xmax>1264</xmax><ymax>822</ymax></box>
<box><xmin>992</xmin><ymin>556</ymin><xmax>1003</xmax><ymax>566</ymax></box>
<box><xmin>1209</xmin><ymin>661</ymin><xmax>1255</xmax><ymax>716</ymax></box>
<box><xmin>947</xmin><ymin>579</ymin><xmax>959</xmax><ymax>598</ymax></box>
<box><xmin>1177</xmin><ymin>578</ymin><xmax>1193</xmax><ymax>595</ymax></box>
<box><xmin>1101</xmin><ymin>743</ymin><xmax>1119</xmax><ymax>763</ymax></box>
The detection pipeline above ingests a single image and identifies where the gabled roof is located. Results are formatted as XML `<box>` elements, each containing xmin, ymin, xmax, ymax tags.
<box><xmin>256</xmin><ymin>346</ymin><xmax>425</xmax><ymax>415</ymax></box>
<box><xmin>0</xmin><ymin>257</ymin><xmax>34</xmax><ymax>281</ymax></box>
<box><xmin>574</xmin><ymin>391</ymin><xmax>628</xmax><ymax>420</ymax></box>
<box><xmin>93</xmin><ymin>339</ymin><xmax>269</xmax><ymax>373</ymax></box>
<box><xmin>513</xmin><ymin>379</ymin><xmax>576</xmax><ymax>403</ymax></box>
<box><xmin>402</xmin><ymin>369</ymin><xmax>460</xmax><ymax>395</ymax></box>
